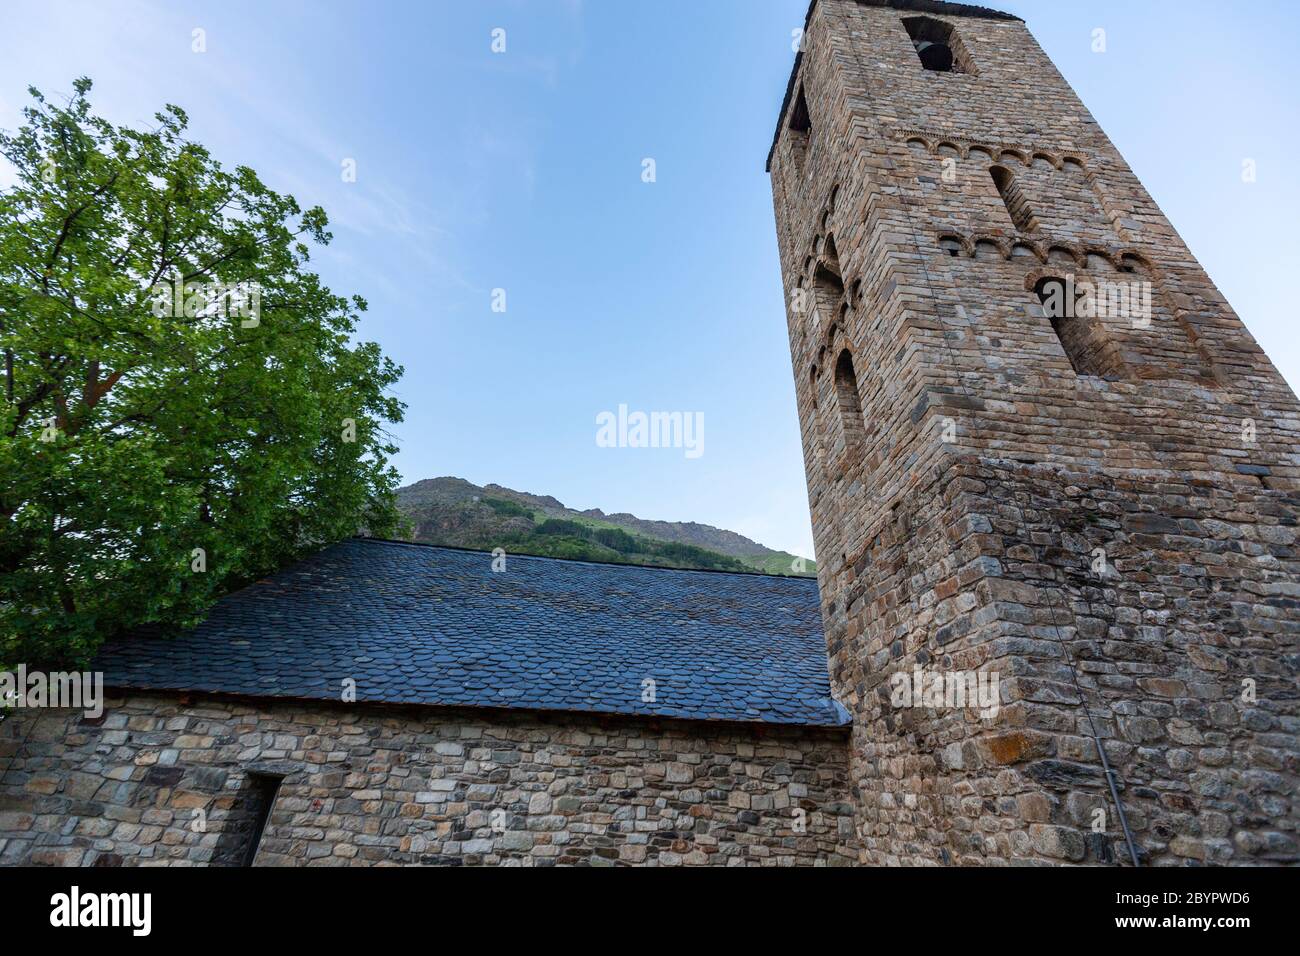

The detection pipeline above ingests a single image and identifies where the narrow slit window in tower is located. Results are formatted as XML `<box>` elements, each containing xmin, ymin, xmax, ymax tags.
<box><xmin>834</xmin><ymin>349</ymin><xmax>867</xmax><ymax>449</ymax></box>
<box><xmin>991</xmin><ymin>165</ymin><xmax>1038</xmax><ymax>233</ymax></box>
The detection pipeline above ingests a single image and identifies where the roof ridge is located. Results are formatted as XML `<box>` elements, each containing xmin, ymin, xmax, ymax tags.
<box><xmin>353</xmin><ymin>536</ymin><xmax>820</xmax><ymax>585</ymax></box>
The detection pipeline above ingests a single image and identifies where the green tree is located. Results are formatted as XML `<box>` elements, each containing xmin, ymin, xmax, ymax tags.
<box><xmin>0</xmin><ymin>79</ymin><xmax>406</xmax><ymax>668</ymax></box>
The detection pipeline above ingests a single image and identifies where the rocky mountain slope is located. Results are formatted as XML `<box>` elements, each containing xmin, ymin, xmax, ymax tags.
<box><xmin>395</xmin><ymin>477</ymin><xmax>815</xmax><ymax>577</ymax></box>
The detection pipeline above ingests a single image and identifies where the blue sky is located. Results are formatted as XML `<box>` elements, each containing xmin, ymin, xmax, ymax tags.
<box><xmin>2</xmin><ymin>0</ymin><xmax>1296</xmax><ymax>559</ymax></box>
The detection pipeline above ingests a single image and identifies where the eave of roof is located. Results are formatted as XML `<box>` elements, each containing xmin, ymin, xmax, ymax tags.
<box><xmin>765</xmin><ymin>0</ymin><xmax>1022</xmax><ymax>172</ymax></box>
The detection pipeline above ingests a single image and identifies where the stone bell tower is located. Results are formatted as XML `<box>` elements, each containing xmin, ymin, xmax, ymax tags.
<box><xmin>768</xmin><ymin>0</ymin><xmax>1299</xmax><ymax>865</ymax></box>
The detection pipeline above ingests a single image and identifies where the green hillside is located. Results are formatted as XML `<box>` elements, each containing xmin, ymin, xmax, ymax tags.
<box><xmin>395</xmin><ymin>477</ymin><xmax>816</xmax><ymax>578</ymax></box>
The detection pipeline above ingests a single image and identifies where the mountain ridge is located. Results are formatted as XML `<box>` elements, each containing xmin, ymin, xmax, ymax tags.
<box><xmin>395</xmin><ymin>477</ymin><xmax>816</xmax><ymax>577</ymax></box>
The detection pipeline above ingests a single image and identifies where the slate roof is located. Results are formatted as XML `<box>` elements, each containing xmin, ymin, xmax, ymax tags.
<box><xmin>94</xmin><ymin>538</ymin><xmax>849</xmax><ymax>728</ymax></box>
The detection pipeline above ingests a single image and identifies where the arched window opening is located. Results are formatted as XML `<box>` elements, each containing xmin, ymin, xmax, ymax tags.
<box><xmin>991</xmin><ymin>165</ymin><xmax>1038</xmax><ymax>233</ymax></box>
<box><xmin>833</xmin><ymin>349</ymin><xmax>868</xmax><ymax>450</ymax></box>
<box><xmin>789</xmin><ymin>84</ymin><xmax>811</xmax><ymax>135</ymax></box>
<box><xmin>823</xmin><ymin>234</ymin><xmax>841</xmax><ymax>267</ymax></box>
<box><xmin>787</xmin><ymin>83</ymin><xmax>812</xmax><ymax>169</ymax></box>
<box><xmin>808</xmin><ymin>365</ymin><xmax>830</xmax><ymax>479</ymax></box>
<box><xmin>1034</xmin><ymin>276</ymin><xmax>1126</xmax><ymax>380</ymax></box>
<box><xmin>812</xmin><ymin>234</ymin><xmax>846</xmax><ymax>329</ymax></box>
<box><xmin>813</xmin><ymin>262</ymin><xmax>844</xmax><ymax>298</ymax></box>
<box><xmin>902</xmin><ymin>16</ymin><xmax>976</xmax><ymax>74</ymax></box>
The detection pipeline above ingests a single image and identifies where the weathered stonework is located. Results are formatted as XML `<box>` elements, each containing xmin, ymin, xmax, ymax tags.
<box><xmin>0</xmin><ymin>693</ymin><xmax>857</xmax><ymax>866</ymax></box>
<box><xmin>769</xmin><ymin>0</ymin><xmax>1299</xmax><ymax>864</ymax></box>
<box><xmin>2</xmin><ymin>0</ymin><xmax>1296</xmax><ymax>870</ymax></box>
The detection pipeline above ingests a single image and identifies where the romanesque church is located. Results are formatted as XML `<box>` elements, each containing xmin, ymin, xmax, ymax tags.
<box><xmin>2</xmin><ymin>0</ymin><xmax>1296</xmax><ymax>866</ymax></box>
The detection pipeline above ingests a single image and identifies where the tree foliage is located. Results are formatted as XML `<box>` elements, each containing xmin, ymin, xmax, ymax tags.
<box><xmin>0</xmin><ymin>79</ymin><xmax>406</xmax><ymax>668</ymax></box>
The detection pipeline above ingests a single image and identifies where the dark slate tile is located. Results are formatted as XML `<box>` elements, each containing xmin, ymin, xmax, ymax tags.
<box><xmin>92</xmin><ymin>538</ymin><xmax>849</xmax><ymax>728</ymax></box>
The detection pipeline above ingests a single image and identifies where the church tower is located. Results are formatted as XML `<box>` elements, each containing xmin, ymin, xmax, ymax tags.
<box><xmin>768</xmin><ymin>0</ymin><xmax>1299</xmax><ymax>865</ymax></box>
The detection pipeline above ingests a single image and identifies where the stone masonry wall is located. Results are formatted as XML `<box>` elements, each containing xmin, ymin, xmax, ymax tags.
<box><xmin>830</xmin><ymin>453</ymin><xmax>1297</xmax><ymax>865</ymax></box>
<box><xmin>968</xmin><ymin>459</ymin><xmax>1299</xmax><ymax>865</ymax></box>
<box><xmin>769</xmin><ymin>1</ymin><xmax>1300</xmax><ymax>864</ymax></box>
<box><xmin>0</xmin><ymin>693</ymin><xmax>858</xmax><ymax>866</ymax></box>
